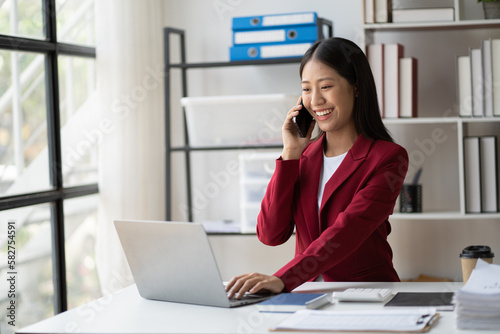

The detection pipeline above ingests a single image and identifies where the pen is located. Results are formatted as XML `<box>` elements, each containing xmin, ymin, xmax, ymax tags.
<box><xmin>412</xmin><ymin>168</ymin><xmax>422</xmax><ymax>185</ymax></box>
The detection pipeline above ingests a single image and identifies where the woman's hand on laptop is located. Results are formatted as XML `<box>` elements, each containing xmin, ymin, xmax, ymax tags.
<box><xmin>225</xmin><ymin>273</ymin><xmax>285</xmax><ymax>300</ymax></box>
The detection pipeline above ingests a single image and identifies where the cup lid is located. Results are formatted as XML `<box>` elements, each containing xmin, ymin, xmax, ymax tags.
<box><xmin>460</xmin><ymin>245</ymin><xmax>495</xmax><ymax>259</ymax></box>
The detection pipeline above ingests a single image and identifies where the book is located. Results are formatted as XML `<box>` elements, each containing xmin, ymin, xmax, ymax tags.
<box><xmin>364</xmin><ymin>0</ymin><xmax>375</xmax><ymax>23</ymax></box>
<box><xmin>399</xmin><ymin>57</ymin><xmax>418</xmax><ymax>118</ymax></box>
<box><xmin>479</xmin><ymin>136</ymin><xmax>498</xmax><ymax>212</ymax></box>
<box><xmin>367</xmin><ymin>44</ymin><xmax>384</xmax><ymax>117</ymax></box>
<box><xmin>383</xmin><ymin>43</ymin><xmax>404</xmax><ymax>118</ymax></box>
<box><xmin>257</xmin><ymin>293</ymin><xmax>332</xmax><ymax>313</ymax></box>
<box><xmin>270</xmin><ymin>308</ymin><xmax>440</xmax><ymax>332</ymax></box>
<box><xmin>482</xmin><ymin>39</ymin><xmax>493</xmax><ymax>117</ymax></box>
<box><xmin>464</xmin><ymin>137</ymin><xmax>482</xmax><ymax>213</ymax></box>
<box><xmin>384</xmin><ymin>292</ymin><xmax>454</xmax><ymax>311</ymax></box>
<box><xmin>470</xmin><ymin>48</ymin><xmax>484</xmax><ymax>117</ymax></box>
<box><xmin>233</xmin><ymin>25</ymin><xmax>320</xmax><ymax>45</ymax></box>
<box><xmin>232</xmin><ymin>12</ymin><xmax>317</xmax><ymax>30</ymax></box>
<box><xmin>492</xmin><ymin>39</ymin><xmax>500</xmax><ymax>117</ymax></box>
<box><xmin>392</xmin><ymin>7</ymin><xmax>454</xmax><ymax>23</ymax></box>
<box><xmin>457</xmin><ymin>55</ymin><xmax>472</xmax><ymax>117</ymax></box>
<box><xmin>375</xmin><ymin>0</ymin><xmax>392</xmax><ymax>23</ymax></box>
<box><xmin>229</xmin><ymin>42</ymin><xmax>313</xmax><ymax>61</ymax></box>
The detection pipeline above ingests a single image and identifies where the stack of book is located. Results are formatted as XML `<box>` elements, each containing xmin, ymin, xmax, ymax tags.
<box><xmin>367</xmin><ymin>43</ymin><xmax>418</xmax><ymax>118</ymax></box>
<box><xmin>364</xmin><ymin>0</ymin><xmax>454</xmax><ymax>23</ymax></box>
<box><xmin>454</xmin><ymin>260</ymin><xmax>500</xmax><ymax>330</ymax></box>
<box><xmin>463</xmin><ymin>136</ymin><xmax>498</xmax><ymax>213</ymax></box>
<box><xmin>229</xmin><ymin>12</ymin><xmax>330</xmax><ymax>61</ymax></box>
<box><xmin>457</xmin><ymin>39</ymin><xmax>500</xmax><ymax>118</ymax></box>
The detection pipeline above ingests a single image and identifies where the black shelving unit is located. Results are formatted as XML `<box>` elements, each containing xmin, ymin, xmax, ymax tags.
<box><xmin>163</xmin><ymin>19</ymin><xmax>332</xmax><ymax>222</ymax></box>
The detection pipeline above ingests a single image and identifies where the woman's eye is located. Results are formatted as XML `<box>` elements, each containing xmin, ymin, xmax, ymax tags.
<box><xmin>302</xmin><ymin>88</ymin><xmax>310</xmax><ymax>92</ymax></box>
<box><xmin>321</xmin><ymin>85</ymin><xmax>332</xmax><ymax>90</ymax></box>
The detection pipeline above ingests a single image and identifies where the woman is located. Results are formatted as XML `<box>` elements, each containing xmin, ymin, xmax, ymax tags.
<box><xmin>226</xmin><ymin>37</ymin><xmax>408</xmax><ymax>299</ymax></box>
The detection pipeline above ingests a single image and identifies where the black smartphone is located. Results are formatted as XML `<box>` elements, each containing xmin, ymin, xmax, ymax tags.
<box><xmin>293</xmin><ymin>100</ymin><xmax>313</xmax><ymax>138</ymax></box>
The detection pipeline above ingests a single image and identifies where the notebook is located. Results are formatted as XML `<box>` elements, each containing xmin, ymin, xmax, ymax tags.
<box><xmin>114</xmin><ymin>220</ymin><xmax>274</xmax><ymax>307</ymax></box>
<box><xmin>384</xmin><ymin>292</ymin><xmax>454</xmax><ymax>311</ymax></box>
<box><xmin>257</xmin><ymin>293</ymin><xmax>332</xmax><ymax>313</ymax></box>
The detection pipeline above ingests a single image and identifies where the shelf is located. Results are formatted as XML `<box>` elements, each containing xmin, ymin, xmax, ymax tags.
<box><xmin>391</xmin><ymin>212</ymin><xmax>500</xmax><ymax>220</ymax></box>
<box><xmin>383</xmin><ymin>117</ymin><xmax>500</xmax><ymax>125</ymax></box>
<box><xmin>171</xmin><ymin>144</ymin><xmax>283</xmax><ymax>152</ymax></box>
<box><xmin>459</xmin><ymin>117</ymin><xmax>500</xmax><ymax>123</ymax></box>
<box><xmin>169</xmin><ymin>57</ymin><xmax>301</xmax><ymax>69</ymax></box>
<box><xmin>165</xmin><ymin>22</ymin><xmax>500</xmax><ymax>224</ymax></box>
<box><xmin>364</xmin><ymin>19</ymin><xmax>500</xmax><ymax>31</ymax></box>
<box><xmin>171</xmin><ymin>118</ymin><xmax>500</xmax><ymax>152</ymax></box>
<box><xmin>383</xmin><ymin>117</ymin><xmax>458</xmax><ymax>125</ymax></box>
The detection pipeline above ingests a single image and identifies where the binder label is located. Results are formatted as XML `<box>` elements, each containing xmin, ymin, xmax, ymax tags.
<box><xmin>261</xmin><ymin>43</ymin><xmax>311</xmax><ymax>58</ymax></box>
<box><xmin>235</xmin><ymin>30</ymin><xmax>286</xmax><ymax>44</ymax></box>
<box><xmin>262</xmin><ymin>13</ymin><xmax>315</xmax><ymax>26</ymax></box>
<box><xmin>233</xmin><ymin>26</ymin><xmax>318</xmax><ymax>45</ymax></box>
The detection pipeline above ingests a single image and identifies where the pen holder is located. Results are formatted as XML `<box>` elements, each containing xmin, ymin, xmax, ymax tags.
<box><xmin>400</xmin><ymin>184</ymin><xmax>422</xmax><ymax>213</ymax></box>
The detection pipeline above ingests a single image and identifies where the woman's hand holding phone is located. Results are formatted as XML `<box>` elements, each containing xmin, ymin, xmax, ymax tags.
<box><xmin>282</xmin><ymin>97</ymin><xmax>315</xmax><ymax>160</ymax></box>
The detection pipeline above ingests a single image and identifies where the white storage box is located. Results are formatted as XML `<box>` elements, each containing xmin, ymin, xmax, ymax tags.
<box><xmin>238</xmin><ymin>152</ymin><xmax>279</xmax><ymax>232</ymax></box>
<box><xmin>239</xmin><ymin>151</ymin><xmax>279</xmax><ymax>180</ymax></box>
<box><xmin>240</xmin><ymin>204</ymin><xmax>261</xmax><ymax>233</ymax></box>
<box><xmin>180</xmin><ymin>94</ymin><xmax>297</xmax><ymax>148</ymax></box>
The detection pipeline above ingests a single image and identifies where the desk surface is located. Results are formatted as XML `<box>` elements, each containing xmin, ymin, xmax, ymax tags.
<box><xmin>18</xmin><ymin>281</ymin><xmax>487</xmax><ymax>334</ymax></box>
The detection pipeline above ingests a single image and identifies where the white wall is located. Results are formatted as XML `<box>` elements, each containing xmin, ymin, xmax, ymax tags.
<box><xmin>162</xmin><ymin>0</ymin><xmax>500</xmax><ymax>282</ymax></box>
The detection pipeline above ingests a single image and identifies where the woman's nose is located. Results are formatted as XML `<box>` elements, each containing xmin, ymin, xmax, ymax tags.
<box><xmin>311</xmin><ymin>91</ymin><xmax>325</xmax><ymax>107</ymax></box>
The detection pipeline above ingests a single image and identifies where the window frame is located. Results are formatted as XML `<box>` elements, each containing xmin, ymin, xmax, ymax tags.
<box><xmin>0</xmin><ymin>0</ymin><xmax>97</xmax><ymax>314</ymax></box>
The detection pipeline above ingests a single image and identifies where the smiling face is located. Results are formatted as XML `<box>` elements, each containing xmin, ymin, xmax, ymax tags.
<box><xmin>301</xmin><ymin>58</ymin><xmax>357</xmax><ymax>137</ymax></box>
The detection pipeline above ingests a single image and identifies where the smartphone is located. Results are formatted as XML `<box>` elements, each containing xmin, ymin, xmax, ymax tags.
<box><xmin>293</xmin><ymin>100</ymin><xmax>314</xmax><ymax>138</ymax></box>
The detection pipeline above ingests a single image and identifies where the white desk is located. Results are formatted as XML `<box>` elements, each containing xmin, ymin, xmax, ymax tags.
<box><xmin>18</xmin><ymin>282</ymin><xmax>487</xmax><ymax>334</ymax></box>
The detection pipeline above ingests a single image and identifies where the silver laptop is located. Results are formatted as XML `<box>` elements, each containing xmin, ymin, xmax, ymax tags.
<box><xmin>114</xmin><ymin>219</ymin><xmax>273</xmax><ymax>307</ymax></box>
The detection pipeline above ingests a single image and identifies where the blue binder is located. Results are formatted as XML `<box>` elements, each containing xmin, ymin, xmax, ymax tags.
<box><xmin>233</xmin><ymin>25</ymin><xmax>320</xmax><ymax>45</ymax></box>
<box><xmin>230</xmin><ymin>41</ymin><xmax>314</xmax><ymax>61</ymax></box>
<box><xmin>232</xmin><ymin>12</ymin><xmax>317</xmax><ymax>30</ymax></box>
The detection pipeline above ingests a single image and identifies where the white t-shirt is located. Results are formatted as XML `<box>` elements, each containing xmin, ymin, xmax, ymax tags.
<box><xmin>315</xmin><ymin>151</ymin><xmax>348</xmax><ymax>282</ymax></box>
<box><xmin>317</xmin><ymin>151</ymin><xmax>348</xmax><ymax>210</ymax></box>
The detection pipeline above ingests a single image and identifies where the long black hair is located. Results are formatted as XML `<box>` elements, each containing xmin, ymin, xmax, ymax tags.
<box><xmin>300</xmin><ymin>37</ymin><xmax>393</xmax><ymax>143</ymax></box>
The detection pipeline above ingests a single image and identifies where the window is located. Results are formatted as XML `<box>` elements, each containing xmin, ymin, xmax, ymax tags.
<box><xmin>0</xmin><ymin>204</ymin><xmax>55</xmax><ymax>330</ymax></box>
<box><xmin>0</xmin><ymin>50</ymin><xmax>50</xmax><ymax>196</ymax></box>
<box><xmin>0</xmin><ymin>0</ymin><xmax>97</xmax><ymax>330</ymax></box>
<box><xmin>0</xmin><ymin>1</ymin><xmax>44</xmax><ymax>40</ymax></box>
<box><xmin>58</xmin><ymin>55</ymin><xmax>97</xmax><ymax>187</ymax></box>
<box><xmin>64</xmin><ymin>194</ymin><xmax>100</xmax><ymax>309</ymax></box>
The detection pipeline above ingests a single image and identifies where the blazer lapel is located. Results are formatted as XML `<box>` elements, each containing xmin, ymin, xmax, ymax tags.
<box><xmin>319</xmin><ymin>135</ymin><xmax>373</xmax><ymax>215</ymax></box>
<box><xmin>298</xmin><ymin>137</ymin><xmax>324</xmax><ymax>240</ymax></box>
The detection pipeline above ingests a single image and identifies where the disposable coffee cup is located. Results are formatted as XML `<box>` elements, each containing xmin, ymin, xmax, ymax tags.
<box><xmin>459</xmin><ymin>245</ymin><xmax>494</xmax><ymax>283</ymax></box>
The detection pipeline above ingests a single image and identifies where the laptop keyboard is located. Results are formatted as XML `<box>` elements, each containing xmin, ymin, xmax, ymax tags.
<box><xmin>229</xmin><ymin>293</ymin><xmax>266</xmax><ymax>301</ymax></box>
<box><xmin>228</xmin><ymin>292</ymin><xmax>275</xmax><ymax>307</ymax></box>
<box><xmin>228</xmin><ymin>294</ymin><xmax>269</xmax><ymax>306</ymax></box>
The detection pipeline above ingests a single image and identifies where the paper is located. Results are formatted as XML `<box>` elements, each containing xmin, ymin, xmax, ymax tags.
<box><xmin>271</xmin><ymin>308</ymin><xmax>438</xmax><ymax>332</ymax></box>
<box><xmin>454</xmin><ymin>259</ymin><xmax>500</xmax><ymax>330</ymax></box>
<box><xmin>460</xmin><ymin>259</ymin><xmax>500</xmax><ymax>295</ymax></box>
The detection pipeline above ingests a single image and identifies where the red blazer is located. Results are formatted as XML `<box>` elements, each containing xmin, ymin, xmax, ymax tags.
<box><xmin>257</xmin><ymin>134</ymin><xmax>408</xmax><ymax>292</ymax></box>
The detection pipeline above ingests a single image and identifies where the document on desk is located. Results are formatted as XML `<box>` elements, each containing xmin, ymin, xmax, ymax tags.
<box><xmin>454</xmin><ymin>259</ymin><xmax>500</xmax><ymax>330</ymax></box>
<box><xmin>270</xmin><ymin>308</ymin><xmax>439</xmax><ymax>332</ymax></box>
